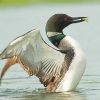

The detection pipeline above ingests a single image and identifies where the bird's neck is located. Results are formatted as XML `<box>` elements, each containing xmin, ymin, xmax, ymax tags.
<box><xmin>47</xmin><ymin>32</ymin><xmax>65</xmax><ymax>47</ymax></box>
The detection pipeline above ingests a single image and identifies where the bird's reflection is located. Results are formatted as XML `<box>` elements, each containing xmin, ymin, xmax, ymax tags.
<box><xmin>22</xmin><ymin>89</ymin><xmax>86</xmax><ymax>100</ymax></box>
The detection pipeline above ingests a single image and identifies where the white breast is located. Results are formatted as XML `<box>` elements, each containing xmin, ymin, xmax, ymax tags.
<box><xmin>56</xmin><ymin>36</ymin><xmax>86</xmax><ymax>92</ymax></box>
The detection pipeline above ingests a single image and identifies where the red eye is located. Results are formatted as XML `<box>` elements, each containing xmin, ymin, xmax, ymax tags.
<box><xmin>64</xmin><ymin>17</ymin><xmax>67</xmax><ymax>21</ymax></box>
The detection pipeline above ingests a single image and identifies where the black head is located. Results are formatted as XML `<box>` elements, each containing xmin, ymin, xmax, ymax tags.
<box><xmin>46</xmin><ymin>14</ymin><xmax>87</xmax><ymax>33</ymax></box>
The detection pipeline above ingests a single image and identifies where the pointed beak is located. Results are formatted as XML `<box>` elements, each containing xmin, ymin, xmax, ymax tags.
<box><xmin>71</xmin><ymin>17</ymin><xmax>88</xmax><ymax>23</ymax></box>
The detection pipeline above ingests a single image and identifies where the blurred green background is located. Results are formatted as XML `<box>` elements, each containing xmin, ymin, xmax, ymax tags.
<box><xmin>0</xmin><ymin>0</ymin><xmax>99</xmax><ymax>6</ymax></box>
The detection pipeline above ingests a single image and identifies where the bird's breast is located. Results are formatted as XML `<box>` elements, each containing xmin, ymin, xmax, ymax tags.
<box><xmin>56</xmin><ymin>36</ymin><xmax>86</xmax><ymax>92</ymax></box>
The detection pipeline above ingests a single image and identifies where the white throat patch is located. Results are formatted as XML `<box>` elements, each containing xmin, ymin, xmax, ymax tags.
<box><xmin>47</xmin><ymin>32</ymin><xmax>62</xmax><ymax>37</ymax></box>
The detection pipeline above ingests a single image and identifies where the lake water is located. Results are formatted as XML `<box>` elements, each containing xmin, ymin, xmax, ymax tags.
<box><xmin>0</xmin><ymin>4</ymin><xmax>100</xmax><ymax>100</ymax></box>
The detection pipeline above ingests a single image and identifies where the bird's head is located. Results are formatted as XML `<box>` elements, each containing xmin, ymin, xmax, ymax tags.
<box><xmin>46</xmin><ymin>14</ymin><xmax>88</xmax><ymax>33</ymax></box>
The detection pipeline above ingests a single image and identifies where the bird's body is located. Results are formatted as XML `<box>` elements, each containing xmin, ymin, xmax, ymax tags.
<box><xmin>55</xmin><ymin>35</ymin><xmax>86</xmax><ymax>92</ymax></box>
<box><xmin>0</xmin><ymin>14</ymin><xmax>87</xmax><ymax>92</ymax></box>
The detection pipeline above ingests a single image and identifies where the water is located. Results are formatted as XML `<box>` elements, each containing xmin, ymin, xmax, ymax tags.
<box><xmin>0</xmin><ymin>4</ymin><xmax>100</xmax><ymax>100</ymax></box>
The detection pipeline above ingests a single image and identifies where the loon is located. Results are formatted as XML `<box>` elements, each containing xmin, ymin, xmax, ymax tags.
<box><xmin>0</xmin><ymin>14</ymin><xmax>87</xmax><ymax>92</ymax></box>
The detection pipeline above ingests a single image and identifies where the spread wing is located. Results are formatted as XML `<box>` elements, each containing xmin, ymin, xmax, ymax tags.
<box><xmin>0</xmin><ymin>29</ymin><xmax>71</xmax><ymax>86</ymax></box>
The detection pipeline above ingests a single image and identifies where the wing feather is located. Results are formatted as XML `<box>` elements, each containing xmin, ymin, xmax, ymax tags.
<box><xmin>0</xmin><ymin>29</ymin><xmax>70</xmax><ymax>87</ymax></box>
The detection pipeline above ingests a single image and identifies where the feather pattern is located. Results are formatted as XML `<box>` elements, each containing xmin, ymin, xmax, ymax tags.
<box><xmin>0</xmin><ymin>29</ymin><xmax>74</xmax><ymax>91</ymax></box>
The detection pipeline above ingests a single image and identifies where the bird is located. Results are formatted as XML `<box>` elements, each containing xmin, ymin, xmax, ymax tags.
<box><xmin>0</xmin><ymin>14</ymin><xmax>87</xmax><ymax>92</ymax></box>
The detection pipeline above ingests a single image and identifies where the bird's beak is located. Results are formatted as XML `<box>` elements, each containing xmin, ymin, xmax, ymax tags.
<box><xmin>71</xmin><ymin>17</ymin><xmax>88</xmax><ymax>23</ymax></box>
